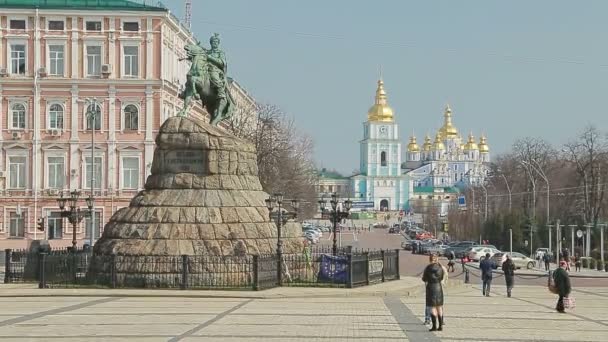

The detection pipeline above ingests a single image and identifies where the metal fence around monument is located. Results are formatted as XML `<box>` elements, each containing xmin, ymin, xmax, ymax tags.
<box><xmin>4</xmin><ymin>247</ymin><xmax>400</xmax><ymax>290</ymax></box>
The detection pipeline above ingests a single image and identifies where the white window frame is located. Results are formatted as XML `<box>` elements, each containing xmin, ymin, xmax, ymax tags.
<box><xmin>45</xmin><ymin>153</ymin><xmax>66</xmax><ymax>189</ymax></box>
<box><xmin>121</xmin><ymin>102</ymin><xmax>140</xmax><ymax>132</ymax></box>
<box><xmin>83</xmin><ymin>102</ymin><xmax>103</xmax><ymax>131</ymax></box>
<box><xmin>8</xmin><ymin>100</ymin><xmax>28</xmax><ymax>130</ymax></box>
<box><xmin>85</xmin><ymin>19</ymin><xmax>103</xmax><ymax>32</ymax></box>
<box><xmin>8</xmin><ymin>16</ymin><xmax>28</xmax><ymax>30</ymax></box>
<box><xmin>7</xmin><ymin>40</ymin><xmax>27</xmax><ymax>75</ymax></box>
<box><xmin>121</xmin><ymin>19</ymin><xmax>140</xmax><ymax>33</ymax></box>
<box><xmin>7</xmin><ymin>210</ymin><xmax>27</xmax><ymax>238</ymax></box>
<box><xmin>47</xmin><ymin>101</ymin><xmax>65</xmax><ymax>130</ymax></box>
<box><xmin>6</xmin><ymin>151</ymin><xmax>29</xmax><ymax>190</ymax></box>
<box><xmin>46</xmin><ymin>41</ymin><xmax>66</xmax><ymax>77</ymax></box>
<box><xmin>84</xmin><ymin>208</ymin><xmax>104</xmax><ymax>240</ymax></box>
<box><xmin>82</xmin><ymin>153</ymin><xmax>104</xmax><ymax>190</ymax></box>
<box><xmin>46</xmin><ymin>17</ymin><xmax>66</xmax><ymax>32</ymax></box>
<box><xmin>84</xmin><ymin>41</ymin><xmax>104</xmax><ymax>77</ymax></box>
<box><xmin>46</xmin><ymin>211</ymin><xmax>64</xmax><ymax>240</ymax></box>
<box><xmin>119</xmin><ymin>154</ymin><xmax>141</xmax><ymax>190</ymax></box>
<box><xmin>121</xmin><ymin>43</ymin><xmax>140</xmax><ymax>78</ymax></box>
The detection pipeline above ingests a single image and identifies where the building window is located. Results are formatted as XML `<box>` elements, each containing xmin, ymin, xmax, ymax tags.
<box><xmin>123</xmin><ymin>104</ymin><xmax>139</xmax><ymax>130</ymax></box>
<box><xmin>123</xmin><ymin>46</ymin><xmax>139</xmax><ymax>77</ymax></box>
<box><xmin>380</xmin><ymin>151</ymin><xmax>387</xmax><ymax>166</ymax></box>
<box><xmin>85</xmin><ymin>156</ymin><xmax>103</xmax><ymax>189</ymax></box>
<box><xmin>10</xmin><ymin>20</ymin><xmax>26</xmax><ymax>30</ymax></box>
<box><xmin>10</xmin><ymin>44</ymin><xmax>26</xmax><ymax>74</ymax></box>
<box><xmin>86</xmin><ymin>103</ymin><xmax>101</xmax><ymax>130</ymax></box>
<box><xmin>85</xmin><ymin>211</ymin><xmax>102</xmax><ymax>240</ymax></box>
<box><xmin>86</xmin><ymin>45</ymin><xmax>102</xmax><ymax>76</ymax></box>
<box><xmin>11</xmin><ymin>103</ymin><xmax>26</xmax><ymax>129</ymax></box>
<box><xmin>48</xmin><ymin>45</ymin><xmax>64</xmax><ymax>76</ymax></box>
<box><xmin>48</xmin><ymin>104</ymin><xmax>64</xmax><ymax>129</ymax></box>
<box><xmin>48</xmin><ymin>20</ymin><xmax>64</xmax><ymax>30</ymax></box>
<box><xmin>122</xmin><ymin>157</ymin><xmax>140</xmax><ymax>189</ymax></box>
<box><xmin>48</xmin><ymin>212</ymin><xmax>63</xmax><ymax>239</ymax></box>
<box><xmin>8</xmin><ymin>156</ymin><xmax>27</xmax><ymax>189</ymax></box>
<box><xmin>47</xmin><ymin>156</ymin><xmax>65</xmax><ymax>189</ymax></box>
<box><xmin>9</xmin><ymin>212</ymin><xmax>25</xmax><ymax>238</ymax></box>
<box><xmin>86</xmin><ymin>21</ymin><xmax>102</xmax><ymax>31</ymax></box>
<box><xmin>123</xmin><ymin>21</ymin><xmax>139</xmax><ymax>31</ymax></box>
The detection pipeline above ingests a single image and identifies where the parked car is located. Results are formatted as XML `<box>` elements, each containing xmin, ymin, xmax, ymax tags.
<box><xmin>401</xmin><ymin>240</ymin><xmax>415</xmax><ymax>250</ymax></box>
<box><xmin>426</xmin><ymin>243</ymin><xmax>449</xmax><ymax>256</ymax></box>
<box><xmin>388</xmin><ymin>227</ymin><xmax>400</xmax><ymax>234</ymax></box>
<box><xmin>444</xmin><ymin>241</ymin><xmax>476</xmax><ymax>258</ymax></box>
<box><xmin>467</xmin><ymin>246</ymin><xmax>500</xmax><ymax>262</ymax></box>
<box><xmin>492</xmin><ymin>252</ymin><xmax>536</xmax><ymax>269</ymax></box>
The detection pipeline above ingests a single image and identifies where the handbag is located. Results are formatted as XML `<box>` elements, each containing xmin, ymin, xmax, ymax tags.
<box><xmin>564</xmin><ymin>296</ymin><xmax>576</xmax><ymax>309</ymax></box>
<box><xmin>547</xmin><ymin>277</ymin><xmax>558</xmax><ymax>294</ymax></box>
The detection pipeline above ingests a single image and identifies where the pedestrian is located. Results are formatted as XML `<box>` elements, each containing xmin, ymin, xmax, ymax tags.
<box><xmin>502</xmin><ymin>254</ymin><xmax>516</xmax><ymax>298</ymax></box>
<box><xmin>552</xmin><ymin>260</ymin><xmax>572</xmax><ymax>313</ymax></box>
<box><xmin>479</xmin><ymin>253</ymin><xmax>497</xmax><ymax>296</ymax></box>
<box><xmin>543</xmin><ymin>253</ymin><xmax>551</xmax><ymax>271</ymax></box>
<box><xmin>447</xmin><ymin>250</ymin><xmax>456</xmax><ymax>272</ymax></box>
<box><xmin>422</xmin><ymin>254</ymin><xmax>445</xmax><ymax>332</ymax></box>
<box><xmin>575</xmin><ymin>255</ymin><xmax>581</xmax><ymax>272</ymax></box>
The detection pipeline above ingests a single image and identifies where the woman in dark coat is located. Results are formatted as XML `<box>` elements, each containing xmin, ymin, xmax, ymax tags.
<box><xmin>553</xmin><ymin>260</ymin><xmax>572</xmax><ymax>313</ymax></box>
<box><xmin>502</xmin><ymin>254</ymin><xmax>516</xmax><ymax>297</ymax></box>
<box><xmin>422</xmin><ymin>254</ymin><xmax>445</xmax><ymax>331</ymax></box>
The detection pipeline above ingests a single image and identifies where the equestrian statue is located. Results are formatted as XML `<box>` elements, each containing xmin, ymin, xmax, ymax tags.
<box><xmin>177</xmin><ymin>33</ymin><xmax>235</xmax><ymax>126</ymax></box>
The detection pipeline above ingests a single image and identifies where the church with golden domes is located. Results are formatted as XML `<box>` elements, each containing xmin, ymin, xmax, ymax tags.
<box><xmin>351</xmin><ymin>79</ymin><xmax>491</xmax><ymax>211</ymax></box>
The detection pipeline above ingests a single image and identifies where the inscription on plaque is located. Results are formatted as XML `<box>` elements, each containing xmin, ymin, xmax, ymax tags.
<box><xmin>164</xmin><ymin>150</ymin><xmax>206</xmax><ymax>174</ymax></box>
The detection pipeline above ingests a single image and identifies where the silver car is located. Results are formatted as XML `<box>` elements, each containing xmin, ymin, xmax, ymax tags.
<box><xmin>492</xmin><ymin>252</ymin><xmax>536</xmax><ymax>269</ymax></box>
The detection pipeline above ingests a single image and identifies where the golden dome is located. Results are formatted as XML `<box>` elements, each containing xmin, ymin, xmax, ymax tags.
<box><xmin>422</xmin><ymin>134</ymin><xmax>433</xmax><ymax>151</ymax></box>
<box><xmin>479</xmin><ymin>135</ymin><xmax>490</xmax><ymax>153</ymax></box>
<box><xmin>407</xmin><ymin>136</ymin><xmax>420</xmax><ymax>152</ymax></box>
<box><xmin>464</xmin><ymin>133</ymin><xmax>479</xmax><ymax>150</ymax></box>
<box><xmin>459</xmin><ymin>134</ymin><xmax>465</xmax><ymax>150</ymax></box>
<box><xmin>438</xmin><ymin>104</ymin><xmax>459</xmax><ymax>138</ymax></box>
<box><xmin>367</xmin><ymin>79</ymin><xmax>394</xmax><ymax>122</ymax></box>
<box><xmin>432</xmin><ymin>133</ymin><xmax>445</xmax><ymax>150</ymax></box>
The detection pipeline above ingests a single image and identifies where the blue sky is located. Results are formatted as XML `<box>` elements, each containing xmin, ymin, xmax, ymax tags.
<box><xmin>163</xmin><ymin>0</ymin><xmax>607</xmax><ymax>174</ymax></box>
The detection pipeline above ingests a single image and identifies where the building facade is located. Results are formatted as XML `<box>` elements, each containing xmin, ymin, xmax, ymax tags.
<box><xmin>351</xmin><ymin>79</ymin><xmax>409</xmax><ymax>211</ymax></box>
<box><xmin>0</xmin><ymin>1</ymin><xmax>256</xmax><ymax>249</ymax></box>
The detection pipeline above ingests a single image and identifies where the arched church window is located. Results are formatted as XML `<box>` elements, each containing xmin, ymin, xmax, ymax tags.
<box><xmin>381</xmin><ymin>151</ymin><xmax>387</xmax><ymax>166</ymax></box>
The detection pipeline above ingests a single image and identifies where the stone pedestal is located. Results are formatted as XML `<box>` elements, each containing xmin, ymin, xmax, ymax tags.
<box><xmin>93</xmin><ymin>116</ymin><xmax>303</xmax><ymax>257</ymax></box>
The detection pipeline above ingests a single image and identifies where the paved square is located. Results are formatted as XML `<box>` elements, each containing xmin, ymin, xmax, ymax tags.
<box><xmin>0</xmin><ymin>284</ymin><xmax>607</xmax><ymax>341</ymax></box>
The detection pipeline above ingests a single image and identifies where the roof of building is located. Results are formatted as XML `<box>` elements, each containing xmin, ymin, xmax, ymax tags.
<box><xmin>413</xmin><ymin>186</ymin><xmax>460</xmax><ymax>194</ymax></box>
<box><xmin>367</xmin><ymin>79</ymin><xmax>394</xmax><ymax>122</ymax></box>
<box><xmin>317</xmin><ymin>168</ymin><xmax>349</xmax><ymax>180</ymax></box>
<box><xmin>0</xmin><ymin>0</ymin><xmax>167</xmax><ymax>11</ymax></box>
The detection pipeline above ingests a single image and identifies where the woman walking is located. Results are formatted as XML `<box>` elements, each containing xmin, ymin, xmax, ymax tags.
<box><xmin>553</xmin><ymin>260</ymin><xmax>572</xmax><ymax>313</ymax></box>
<box><xmin>502</xmin><ymin>254</ymin><xmax>516</xmax><ymax>297</ymax></box>
<box><xmin>422</xmin><ymin>254</ymin><xmax>445</xmax><ymax>331</ymax></box>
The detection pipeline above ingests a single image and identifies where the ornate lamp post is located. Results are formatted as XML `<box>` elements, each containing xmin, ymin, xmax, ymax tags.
<box><xmin>318</xmin><ymin>193</ymin><xmax>352</xmax><ymax>256</ymax></box>
<box><xmin>266</xmin><ymin>193</ymin><xmax>299</xmax><ymax>286</ymax></box>
<box><xmin>57</xmin><ymin>190</ymin><xmax>93</xmax><ymax>250</ymax></box>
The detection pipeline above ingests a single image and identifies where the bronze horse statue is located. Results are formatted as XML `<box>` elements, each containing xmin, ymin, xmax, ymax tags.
<box><xmin>177</xmin><ymin>43</ymin><xmax>235</xmax><ymax>126</ymax></box>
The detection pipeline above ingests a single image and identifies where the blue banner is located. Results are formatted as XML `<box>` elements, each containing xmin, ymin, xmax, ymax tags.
<box><xmin>317</xmin><ymin>254</ymin><xmax>348</xmax><ymax>283</ymax></box>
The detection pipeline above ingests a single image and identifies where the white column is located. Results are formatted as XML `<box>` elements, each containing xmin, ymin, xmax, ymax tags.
<box><xmin>70</xmin><ymin>86</ymin><xmax>79</xmax><ymax>141</ymax></box>
<box><xmin>32</xmin><ymin>87</ymin><xmax>41</xmax><ymax>190</ymax></box>
<box><xmin>144</xmin><ymin>86</ymin><xmax>154</xmax><ymax>179</ymax></box>
<box><xmin>71</xmin><ymin>17</ymin><xmax>79</xmax><ymax>78</ymax></box>
<box><xmin>107</xmin><ymin>142</ymin><xmax>116</xmax><ymax>191</ymax></box>
<box><xmin>586</xmin><ymin>225</ymin><xmax>591</xmax><ymax>257</ymax></box>
<box><xmin>108</xmin><ymin>86</ymin><xmax>116</xmax><ymax>140</ymax></box>
<box><xmin>108</xmin><ymin>18</ymin><xmax>116</xmax><ymax>79</ymax></box>
<box><xmin>69</xmin><ymin>86</ymin><xmax>79</xmax><ymax>190</ymax></box>
<box><xmin>0</xmin><ymin>85</ymin><xmax>3</xmax><ymax>142</ymax></box>
<box><xmin>146</xmin><ymin>17</ymin><xmax>153</xmax><ymax>79</ymax></box>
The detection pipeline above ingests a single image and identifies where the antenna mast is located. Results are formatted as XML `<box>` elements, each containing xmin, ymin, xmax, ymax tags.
<box><xmin>184</xmin><ymin>0</ymin><xmax>192</xmax><ymax>30</ymax></box>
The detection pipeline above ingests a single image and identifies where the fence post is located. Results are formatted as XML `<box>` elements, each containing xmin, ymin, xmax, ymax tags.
<box><xmin>395</xmin><ymin>249</ymin><xmax>401</xmax><ymax>280</ymax></box>
<box><xmin>110</xmin><ymin>254</ymin><xmax>117</xmax><ymax>289</ymax></box>
<box><xmin>465</xmin><ymin>269</ymin><xmax>470</xmax><ymax>284</ymax></box>
<box><xmin>38</xmin><ymin>252</ymin><xmax>47</xmax><ymax>289</ymax></box>
<box><xmin>347</xmin><ymin>253</ymin><xmax>353</xmax><ymax>289</ymax></box>
<box><xmin>252</xmin><ymin>255</ymin><xmax>259</xmax><ymax>291</ymax></box>
<box><xmin>381</xmin><ymin>250</ymin><xmax>385</xmax><ymax>282</ymax></box>
<box><xmin>181</xmin><ymin>255</ymin><xmax>188</xmax><ymax>290</ymax></box>
<box><xmin>4</xmin><ymin>249</ymin><xmax>11</xmax><ymax>284</ymax></box>
<box><xmin>365</xmin><ymin>252</ymin><xmax>370</xmax><ymax>285</ymax></box>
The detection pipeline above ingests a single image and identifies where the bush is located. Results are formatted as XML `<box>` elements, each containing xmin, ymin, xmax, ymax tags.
<box><xmin>597</xmin><ymin>260</ymin><xmax>605</xmax><ymax>271</ymax></box>
<box><xmin>582</xmin><ymin>258</ymin><xmax>589</xmax><ymax>268</ymax></box>
<box><xmin>589</xmin><ymin>258</ymin><xmax>597</xmax><ymax>269</ymax></box>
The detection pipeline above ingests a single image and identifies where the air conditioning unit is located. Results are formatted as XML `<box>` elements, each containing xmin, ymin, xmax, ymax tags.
<box><xmin>47</xmin><ymin>189</ymin><xmax>59</xmax><ymax>196</ymax></box>
<box><xmin>0</xmin><ymin>171</ymin><xmax>5</xmax><ymax>178</ymax></box>
<box><xmin>50</xmin><ymin>129</ymin><xmax>61</xmax><ymax>136</ymax></box>
<box><xmin>38</xmin><ymin>67</ymin><xmax>47</xmax><ymax>77</ymax></box>
<box><xmin>101</xmin><ymin>64</ymin><xmax>112</xmax><ymax>76</ymax></box>
<box><xmin>12</xmin><ymin>131</ymin><xmax>22</xmax><ymax>140</ymax></box>
<box><xmin>0</xmin><ymin>68</ymin><xmax>7</xmax><ymax>77</ymax></box>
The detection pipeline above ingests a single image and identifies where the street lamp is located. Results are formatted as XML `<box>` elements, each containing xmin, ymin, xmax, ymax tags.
<box><xmin>318</xmin><ymin>193</ymin><xmax>352</xmax><ymax>256</ymax></box>
<box><xmin>495</xmin><ymin>168</ymin><xmax>512</xmax><ymax>212</ymax></box>
<box><xmin>522</xmin><ymin>159</ymin><xmax>551</xmax><ymax>253</ymax></box>
<box><xmin>57</xmin><ymin>190</ymin><xmax>93</xmax><ymax>250</ymax></box>
<box><xmin>266</xmin><ymin>193</ymin><xmax>299</xmax><ymax>285</ymax></box>
<box><xmin>85</xmin><ymin>98</ymin><xmax>99</xmax><ymax>245</ymax></box>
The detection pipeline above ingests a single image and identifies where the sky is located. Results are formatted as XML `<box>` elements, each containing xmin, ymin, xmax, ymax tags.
<box><xmin>163</xmin><ymin>0</ymin><xmax>608</xmax><ymax>174</ymax></box>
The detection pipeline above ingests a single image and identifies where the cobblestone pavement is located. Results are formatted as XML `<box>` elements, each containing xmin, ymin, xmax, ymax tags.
<box><xmin>1</xmin><ymin>285</ymin><xmax>607</xmax><ymax>341</ymax></box>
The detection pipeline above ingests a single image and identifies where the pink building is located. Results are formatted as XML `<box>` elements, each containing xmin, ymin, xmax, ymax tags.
<box><xmin>0</xmin><ymin>1</ymin><xmax>255</xmax><ymax>250</ymax></box>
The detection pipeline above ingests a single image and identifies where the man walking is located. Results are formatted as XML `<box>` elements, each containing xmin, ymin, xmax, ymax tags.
<box><xmin>502</xmin><ymin>254</ymin><xmax>516</xmax><ymax>297</ymax></box>
<box><xmin>479</xmin><ymin>253</ymin><xmax>497</xmax><ymax>296</ymax></box>
<box><xmin>543</xmin><ymin>253</ymin><xmax>551</xmax><ymax>271</ymax></box>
